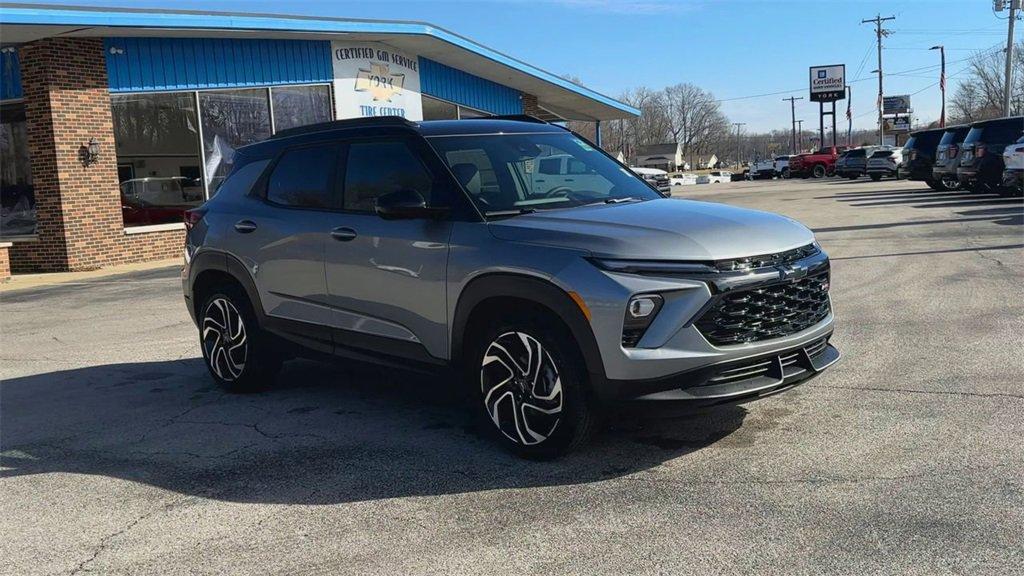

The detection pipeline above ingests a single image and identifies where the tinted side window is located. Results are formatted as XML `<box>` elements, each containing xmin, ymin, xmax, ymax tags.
<box><xmin>267</xmin><ymin>144</ymin><xmax>337</xmax><ymax>208</ymax></box>
<box><xmin>344</xmin><ymin>141</ymin><xmax>433</xmax><ymax>212</ymax></box>
<box><xmin>210</xmin><ymin>158</ymin><xmax>270</xmax><ymax>199</ymax></box>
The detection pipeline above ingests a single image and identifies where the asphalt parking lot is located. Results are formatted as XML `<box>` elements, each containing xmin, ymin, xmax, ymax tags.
<box><xmin>2</xmin><ymin>177</ymin><xmax>1022</xmax><ymax>575</ymax></box>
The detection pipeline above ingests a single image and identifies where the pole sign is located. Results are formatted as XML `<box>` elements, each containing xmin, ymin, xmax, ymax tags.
<box><xmin>809</xmin><ymin>64</ymin><xmax>846</xmax><ymax>102</ymax></box>
<box><xmin>883</xmin><ymin>116</ymin><xmax>912</xmax><ymax>132</ymax></box>
<box><xmin>882</xmin><ymin>95</ymin><xmax>911</xmax><ymax>116</ymax></box>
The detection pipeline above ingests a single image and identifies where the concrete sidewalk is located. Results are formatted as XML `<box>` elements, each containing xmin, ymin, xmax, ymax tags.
<box><xmin>0</xmin><ymin>258</ymin><xmax>182</xmax><ymax>294</ymax></box>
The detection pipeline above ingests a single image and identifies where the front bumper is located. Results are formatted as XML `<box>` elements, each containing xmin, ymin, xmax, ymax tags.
<box><xmin>598</xmin><ymin>335</ymin><xmax>839</xmax><ymax>403</ymax></box>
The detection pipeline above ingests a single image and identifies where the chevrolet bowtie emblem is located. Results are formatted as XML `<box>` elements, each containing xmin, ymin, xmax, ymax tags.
<box><xmin>355</xmin><ymin>63</ymin><xmax>405</xmax><ymax>102</ymax></box>
<box><xmin>778</xmin><ymin>264</ymin><xmax>808</xmax><ymax>280</ymax></box>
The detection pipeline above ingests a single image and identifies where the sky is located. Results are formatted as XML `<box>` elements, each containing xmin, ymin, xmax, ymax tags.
<box><xmin>13</xmin><ymin>0</ymin><xmax>1014</xmax><ymax>134</ymax></box>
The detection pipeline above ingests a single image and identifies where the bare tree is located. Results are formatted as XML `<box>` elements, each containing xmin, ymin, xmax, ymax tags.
<box><xmin>950</xmin><ymin>42</ymin><xmax>1024</xmax><ymax>123</ymax></box>
<box><xmin>663</xmin><ymin>83</ymin><xmax>730</xmax><ymax>167</ymax></box>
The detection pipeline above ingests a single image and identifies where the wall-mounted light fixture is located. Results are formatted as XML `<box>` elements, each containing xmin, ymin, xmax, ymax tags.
<box><xmin>79</xmin><ymin>138</ymin><xmax>101</xmax><ymax>166</ymax></box>
<box><xmin>108</xmin><ymin>46</ymin><xmax>125</xmax><ymax>55</ymax></box>
<box><xmin>0</xmin><ymin>46</ymin><xmax>16</xmax><ymax>55</ymax></box>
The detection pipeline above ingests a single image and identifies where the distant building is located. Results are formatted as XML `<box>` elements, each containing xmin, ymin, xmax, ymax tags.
<box><xmin>635</xmin><ymin>143</ymin><xmax>683</xmax><ymax>172</ymax></box>
<box><xmin>695</xmin><ymin>154</ymin><xmax>719</xmax><ymax>169</ymax></box>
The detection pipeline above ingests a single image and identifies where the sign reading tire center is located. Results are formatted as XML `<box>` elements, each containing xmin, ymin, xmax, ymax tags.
<box><xmin>809</xmin><ymin>64</ymin><xmax>846</xmax><ymax>103</ymax></box>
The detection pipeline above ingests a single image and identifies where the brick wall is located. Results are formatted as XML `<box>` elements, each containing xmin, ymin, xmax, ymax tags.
<box><xmin>521</xmin><ymin>93</ymin><xmax>541</xmax><ymax>118</ymax></box>
<box><xmin>0</xmin><ymin>243</ymin><xmax>11</xmax><ymax>282</ymax></box>
<box><xmin>10</xmin><ymin>37</ymin><xmax>183</xmax><ymax>273</ymax></box>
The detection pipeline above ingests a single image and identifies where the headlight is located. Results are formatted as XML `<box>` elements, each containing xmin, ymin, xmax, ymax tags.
<box><xmin>622</xmin><ymin>294</ymin><xmax>663</xmax><ymax>348</ymax></box>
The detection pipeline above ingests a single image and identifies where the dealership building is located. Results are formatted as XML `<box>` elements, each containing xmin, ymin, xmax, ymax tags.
<box><xmin>0</xmin><ymin>4</ymin><xmax>637</xmax><ymax>277</ymax></box>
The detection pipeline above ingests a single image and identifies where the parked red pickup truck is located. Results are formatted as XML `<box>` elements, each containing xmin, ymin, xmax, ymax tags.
<box><xmin>789</xmin><ymin>145</ymin><xmax>848</xmax><ymax>178</ymax></box>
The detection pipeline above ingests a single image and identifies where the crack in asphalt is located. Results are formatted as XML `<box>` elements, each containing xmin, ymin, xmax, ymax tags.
<box><xmin>68</xmin><ymin>495</ymin><xmax>194</xmax><ymax>575</ymax></box>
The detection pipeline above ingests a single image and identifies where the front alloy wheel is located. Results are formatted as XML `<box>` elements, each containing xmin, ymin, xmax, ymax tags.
<box><xmin>202</xmin><ymin>297</ymin><xmax>248</xmax><ymax>381</ymax></box>
<box><xmin>481</xmin><ymin>331</ymin><xmax>563</xmax><ymax>446</ymax></box>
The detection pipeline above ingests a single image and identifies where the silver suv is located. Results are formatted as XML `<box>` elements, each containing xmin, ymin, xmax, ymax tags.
<box><xmin>182</xmin><ymin>116</ymin><xmax>839</xmax><ymax>457</ymax></box>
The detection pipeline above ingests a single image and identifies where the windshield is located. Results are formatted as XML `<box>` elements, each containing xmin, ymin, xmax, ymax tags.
<box><xmin>428</xmin><ymin>132</ymin><xmax>660</xmax><ymax>215</ymax></box>
<box><xmin>903</xmin><ymin>136</ymin><xmax>917</xmax><ymax>151</ymax></box>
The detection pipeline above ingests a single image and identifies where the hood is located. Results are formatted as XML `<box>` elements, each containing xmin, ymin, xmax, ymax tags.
<box><xmin>488</xmin><ymin>198</ymin><xmax>815</xmax><ymax>260</ymax></box>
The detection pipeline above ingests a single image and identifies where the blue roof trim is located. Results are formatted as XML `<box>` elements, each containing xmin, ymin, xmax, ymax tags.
<box><xmin>105</xmin><ymin>37</ymin><xmax>332</xmax><ymax>92</ymax></box>
<box><xmin>420</xmin><ymin>57</ymin><xmax>521</xmax><ymax>115</ymax></box>
<box><xmin>0</xmin><ymin>5</ymin><xmax>638</xmax><ymax>117</ymax></box>
<box><xmin>1</xmin><ymin>49</ymin><xmax>23</xmax><ymax>100</ymax></box>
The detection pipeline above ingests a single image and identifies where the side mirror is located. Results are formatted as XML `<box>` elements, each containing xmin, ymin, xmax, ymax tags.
<box><xmin>375</xmin><ymin>189</ymin><xmax>449</xmax><ymax>220</ymax></box>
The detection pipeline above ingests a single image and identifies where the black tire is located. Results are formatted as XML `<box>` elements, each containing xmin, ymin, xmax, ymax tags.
<box><xmin>781</xmin><ymin>168</ymin><xmax>790</xmax><ymax>179</ymax></box>
<box><xmin>869</xmin><ymin>173</ymin><xmax>882</xmax><ymax>182</ymax></box>
<box><xmin>812</xmin><ymin>164</ymin><xmax>826</xmax><ymax>178</ymax></box>
<box><xmin>926</xmin><ymin>179</ymin><xmax>945</xmax><ymax>191</ymax></box>
<box><xmin>198</xmin><ymin>285</ymin><xmax>282</xmax><ymax>392</ymax></box>
<box><xmin>466</xmin><ymin>314</ymin><xmax>599</xmax><ymax>458</ymax></box>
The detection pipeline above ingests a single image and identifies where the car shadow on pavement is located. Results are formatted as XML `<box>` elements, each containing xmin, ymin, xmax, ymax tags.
<box><xmin>0</xmin><ymin>358</ymin><xmax>748</xmax><ymax>505</ymax></box>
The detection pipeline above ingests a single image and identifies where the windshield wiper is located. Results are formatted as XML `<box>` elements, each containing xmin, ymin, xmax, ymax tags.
<box><xmin>483</xmin><ymin>208</ymin><xmax>537</xmax><ymax>220</ymax></box>
<box><xmin>604</xmin><ymin>197</ymin><xmax>642</xmax><ymax>204</ymax></box>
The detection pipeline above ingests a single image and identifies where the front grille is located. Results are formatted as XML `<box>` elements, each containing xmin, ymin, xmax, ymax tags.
<box><xmin>695</xmin><ymin>271</ymin><xmax>831</xmax><ymax>345</ymax></box>
<box><xmin>713</xmin><ymin>243</ymin><xmax>819</xmax><ymax>272</ymax></box>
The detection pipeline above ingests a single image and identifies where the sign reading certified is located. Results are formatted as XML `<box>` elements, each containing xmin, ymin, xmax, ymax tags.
<box><xmin>332</xmin><ymin>42</ymin><xmax>423</xmax><ymax>121</ymax></box>
<box><xmin>809</xmin><ymin>64</ymin><xmax>846</xmax><ymax>102</ymax></box>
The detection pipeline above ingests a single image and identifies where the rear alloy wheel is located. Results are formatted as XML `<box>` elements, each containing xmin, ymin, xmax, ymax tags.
<box><xmin>940</xmin><ymin>174</ymin><xmax>961</xmax><ymax>191</ymax></box>
<box><xmin>199</xmin><ymin>288</ymin><xmax>282</xmax><ymax>392</ymax></box>
<box><xmin>812</xmin><ymin>164</ymin><xmax>826</xmax><ymax>178</ymax></box>
<box><xmin>203</xmin><ymin>297</ymin><xmax>248</xmax><ymax>382</ymax></box>
<box><xmin>471</xmin><ymin>321</ymin><xmax>597</xmax><ymax>458</ymax></box>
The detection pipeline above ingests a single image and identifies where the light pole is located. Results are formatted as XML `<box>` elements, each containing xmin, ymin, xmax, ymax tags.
<box><xmin>732</xmin><ymin>122</ymin><xmax>745</xmax><ymax>168</ymax></box>
<box><xmin>930</xmin><ymin>45</ymin><xmax>945</xmax><ymax>128</ymax></box>
<box><xmin>796</xmin><ymin>120</ymin><xmax>804</xmax><ymax>151</ymax></box>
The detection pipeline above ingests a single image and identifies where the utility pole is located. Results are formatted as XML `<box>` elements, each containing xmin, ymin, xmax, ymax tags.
<box><xmin>1003</xmin><ymin>0</ymin><xmax>1018</xmax><ymax>116</ymax></box>
<box><xmin>930</xmin><ymin>45</ymin><xmax>946</xmax><ymax>127</ymax></box>
<box><xmin>782</xmin><ymin>96</ymin><xmax>803</xmax><ymax>155</ymax></box>
<box><xmin>796</xmin><ymin>120</ymin><xmax>804</xmax><ymax>151</ymax></box>
<box><xmin>733</xmin><ymin>122</ymin><xmax>745</xmax><ymax>167</ymax></box>
<box><xmin>863</xmin><ymin>13</ymin><xmax>895</xmax><ymax>145</ymax></box>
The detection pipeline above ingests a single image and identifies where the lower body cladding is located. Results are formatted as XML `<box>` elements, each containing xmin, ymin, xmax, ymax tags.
<box><xmin>567</xmin><ymin>247</ymin><xmax>839</xmax><ymax>404</ymax></box>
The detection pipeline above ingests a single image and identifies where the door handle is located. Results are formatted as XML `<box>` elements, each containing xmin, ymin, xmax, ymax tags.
<box><xmin>234</xmin><ymin>220</ymin><xmax>257</xmax><ymax>233</ymax></box>
<box><xmin>330</xmin><ymin>227</ymin><xmax>358</xmax><ymax>242</ymax></box>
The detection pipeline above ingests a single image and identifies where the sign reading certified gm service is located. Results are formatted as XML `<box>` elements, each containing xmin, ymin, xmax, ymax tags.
<box><xmin>809</xmin><ymin>64</ymin><xmax>846</xmax><ymax>103</ymax></box>
<box><xmin>332</xmin><ymin>42</ymin><xmax>423</xmax><ymax>120</ymax></box>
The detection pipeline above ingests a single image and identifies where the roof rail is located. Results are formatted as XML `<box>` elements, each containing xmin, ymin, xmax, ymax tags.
<box><xmin>269</xmin><ymin>116</ymin><xmax>416</xmax><ymax>140</ymax></box>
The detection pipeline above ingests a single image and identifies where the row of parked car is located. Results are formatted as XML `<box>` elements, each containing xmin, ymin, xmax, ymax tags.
<box><xmin>785</xmin><ymin>116</ymin><xmax>1024</xmax><ymax>195</ymax></box>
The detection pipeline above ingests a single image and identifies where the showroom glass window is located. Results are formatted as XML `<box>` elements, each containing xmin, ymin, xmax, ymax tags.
<box><xmin>421</xmin><ymin>95</ymin><xmax>489</xmax><ymax>120</ymax></box>
<box><xmin>111</xmin><ymin>93</ymin><xmax>204</xmax><ymax>228</ymax></box>
<box><xmin>271</xmin><ymin>85</ymin><xmax>332</xmax><ymax>132</ymax></box>
<box><xmin>199</xmin><ymin>89</ymin><xmax>273</xmax><ymax>193</ymax></box>
<box><xmin>0</xmin><ymin>102</ymin><xmax>35</xmax><ymax>237</ymax></box>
